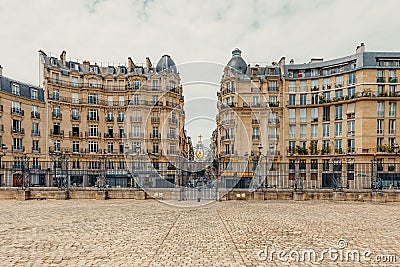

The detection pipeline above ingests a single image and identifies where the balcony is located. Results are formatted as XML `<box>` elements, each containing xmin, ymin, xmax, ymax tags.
<box><xmin>389</xmin><ymin>77</ymin><xmax>398</xmax><ymax>83</ymax></box>
<box><xmin>150</xmin><ymin>134</ymin><xmax>161</xmax><ymax>139</ymax></box>
<box><xmin>12</xmin><ymin>146</ymin><xmax>25</xmax><ymax>153</ymax></box>
<box><xmin>169</xmin><ymin>118</ymin><xmax>178</xmax><ymax>124</ymax></box>
<box><xmin>377</xmin><ymin>77</ymin><xmax>386</xmax><ymax>83</ymax></box>
<box><xmin>32</xmin><ymin>148</ymin><xmax>41</xmax><ymax>153</ymax></box>
<box><xmin>221</xmin><ymin>135</ymin><xmax>234</xmax><ymax>141</ymax></box>
<box><xmin>268</xmin><ymin>135</ymin><xmax>279</xmax><ymax>140</ymax></box>
<box><xmin>85</xmin><ymin>132</ymin><xmax>101</xmax><ymax>138</ymax></box>
<box><xmin>167</xmin><ymin>134</ymin><xmax>178</xmax><ymax>140</ymax></box>
<box><xmin>252</xmin><ymin>135</ymin><xmax>260</xmax><ymax>140</ymax></box>
<box><xmin>50</xmin><ymin>129</ymin><xmax>64</xmax><ymax>137</ymax></box>
<box><xmin>11</xmin><ymin>127</ymin><xmax>25</xmax><ymax>135</ymax></box>
<box><xmin>52</xmin><ymin>113</ymin><xmax>62</xmax><ymax>119</ymax></box>
<box><xmin>71</xmin><ymin>115</ymin><xmax>80</xmax><ymax>121</ymax></box>
<box><xmin>87</xmin><ymin>115</ymin><xmax>99</xmax><ymax>121</ymax></box>
<box><xmin>117</xmin><ymin>117</ymin><xmax>124</xmax><ymax>122</ymax></box>
<box><xmin>151</xmin><ymin>117</ymin><xmax>160</xmax><ymax>123</ymax></box>
<box><xmin>335</xmin><ymin>83</ymin><xmax>343</xmax><ymax>88</ymax></box>
<box><xmin>128</xmin><ymin>133</ymin><xmax>144</xmax><ymax>138</ymax></box>
<box><xmin>268</xmin><ymin>86</ymin><xmax>279</xmax><ymax>92</ymax></box>
<box><xmin>166</xmin><ymin>101</ymin><xmax>179</xmax><ymax>108</ymax></box>
<box><xmin>31</xmin><ymin>111</ymin><xmax>40</xmax><ymax>119</ymax></box>
<box><xmin>130</xmin><ymin>116</ymin><xmax>142</xmax><ymax>122</ymax></box>
<box><xmin>69</xmin><ymin>131</ymin><xmax>83</xmax><ymax>138</ymax></box>
<box><xmin>220</xmin><ymin>102</ymin><xmax>238</xmax><ymax>110</ymax></box>
<box><xmin>269</xmin><ymin>102</ymin><xmax>280</xmax><ymax>107</ymax></box>
<box><xmin>251</xmin><ymin>119</ymin><xmax>260</xmax><ymax>124</ymax></box>
<box><xmin>104</xmin><ymin>133</ymin><xmax>115</xmax><ymax>138</ymax></box>
<box><xmin>11</xmin><ymin>108</ymin><xmax>24</xmax><ymax>116</ymax></box>
<box><xmin>268</xmin><ymin>119</ymin><xmax>279</xmax><ymax>124</ymax></box>
<box><xmin>311</xmin><ymin>85</ymin><xmax>319</xmax><ymax>91</ymax></box>
<box><xmin>221</xmin><ymin>119</ymin><xmax>235</xmax><ymax>125</ymax></box>
<box><xmin>106</xmin><ymin>117</ymin><xmax>114</xmax><ymax>122</ymax></box>
<box><xmin>31</xmin><ymin>130</ymin><xmax>40</xmax><ymax>137</ymax></box>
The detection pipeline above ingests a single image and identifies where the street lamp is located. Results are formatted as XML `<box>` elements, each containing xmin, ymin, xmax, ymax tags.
<box><xmin>332</xmin><ymin>157</ymin><xmax>341</xmax><ymax>190</ymax></box>
<box><xmin>0</xmin><ymin>144</ymin><xmax>6</xmax><ymax>186</ymax></box>
<box><xmin>97</xmin><ymin>150</ymin><xmax>106</xmax><ymax>188</ymax></box>
<box><xmin>22</xmin><ymin>151</ymin><xmax>30</xmax><ymax>190</ymax></box>
<box><xmin>294</xmin><ymin>157</ymin><xmax>303</xmax><ymax>191</ymax></box>
<box><xmin>371</xmin><ymin>153</ymin><xmax>381</xmax><ymax>190</ymax></box>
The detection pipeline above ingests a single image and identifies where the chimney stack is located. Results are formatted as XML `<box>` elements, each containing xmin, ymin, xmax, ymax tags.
<box><xmin>146</xmin><ymin>57</ymin><xmax>152</xmax><ymax>72</ymax></box>
<box><xmin>289</xmin><ymin>59</ymin><xmax>294</xmax><ymax>65</ymax></box>
<box><xmin>128</xmin><ymin>57</ymin><xmax>135</xmax><ymax>71</ymax></box>
<box><xmin>60</xmin><ymin>50</ymin><xmax>67</xmax><ymax>65</ymax></box>
<box><xmin>356</xmin><ymin>42</ymin><xmax>365</xmax><ymax>54</ymax></box>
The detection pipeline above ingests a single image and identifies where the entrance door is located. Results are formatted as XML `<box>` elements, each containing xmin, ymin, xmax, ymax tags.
<box><xmin>322</xmin><ymin>173</ymin><xmax>333</xmax><ymax>188</ymax></box>
<box><xmin>13</xmin><ymin>174</ymin><xmax>22</xmax><ymax>187</ymax></box>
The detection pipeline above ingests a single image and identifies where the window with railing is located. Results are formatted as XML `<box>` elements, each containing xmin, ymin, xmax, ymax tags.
<box><xmin>377</xmin><ymin>101</ymin><xmax>384</xmax><ymax>117</ymax></box>
<box><xmin>323</xmin><ymin>123</ymin><xmax>330</xmax><ymax>138</ymax></box>
<box><xmin>335</xmin><ymin>105</ymin><xmax>342</xmax><ymax>120</ymax></box>
<box><xmin>348</xmin><ymin>72</ymin><xmax>356</xmax><ymax>85</ymax></box>
<box><xmin>288</xmin><ymin>94</ymin><xmax>296</xmax><ymax>105</ymax></box>
<box><xmin>299</xmin><ymin>94</ymin><xmax>306</xmax><ymax>105</ymax></box>
<box><xmin>289</xmin><ymin>81</ymin><xmax>296</xmax><ymax>92</ymax></box>
<box><xmin>389</xmin><ymin>119</ymin><xmax>396</xmax><ymax>135</ymax></box>
<box><xmin>335</xmin><ymin>122</ymin><xmax>342</xmax><ymax>137</ymax></box>
<box><xmin>289</xmin><ymin>125</ymin><xmax>295</xmax><ymax>139</ymax></box>
<box><xmin>311</xmin><ymin>125</ymin><xmax>318</xmax><ymax>139</ymax></box>
<box><xmin>347</xmin><ymin>87</ymin><xmax>355</xmax><ymax>98</ymax></box>
<box><xmin>347</xmin><ymin>120</ymin><xmax>355</xmax><ymax>136</ymax></box>
<box><xmin>300</xmin><ymin>125</ymin><xmax>306</xmax><ymax>139</ymax></box>
<box><xmin>389</xmin><ymin>102</ymin><xmax>396</xmax><ymax>117</ymax></box>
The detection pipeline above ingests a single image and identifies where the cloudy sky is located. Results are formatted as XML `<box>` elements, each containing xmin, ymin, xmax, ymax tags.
<box><xmin>1</xmin><ymin>0</ymin><xmax>399</xmax><ymax>144</ymax></box>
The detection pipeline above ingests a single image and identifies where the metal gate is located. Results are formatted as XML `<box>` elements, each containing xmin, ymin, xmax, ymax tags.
<box><xmin>182</xmin><ymin>187</ymin><xmax>218</xmax><ymax>200</ymax></box>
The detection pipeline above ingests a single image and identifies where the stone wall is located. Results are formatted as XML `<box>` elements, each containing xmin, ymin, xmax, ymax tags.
<box><xmin>1</xmin><ymin>187</ymin><xmax>400</xmax><ymax>202</ymax></box>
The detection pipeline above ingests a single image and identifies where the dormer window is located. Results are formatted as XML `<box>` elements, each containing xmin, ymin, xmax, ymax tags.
<box><xmin>120</xmin><ymin>66</ymin><xmax>126</xmax><ymax>74</ymax></box>
<box><xmin>69</xmin><ymin>62</ymin><xmax>79</xmax><ymax>71</ymax></box>
<box><xmin>89</xmin><ymin>65</ymin><xmax>99</xmax><ymax>73</ymax></box>
<box><xmin>108</xmin><ymin>66</ymin><xmax>115</xmax><ymax>74</ymax></box>
<box><xmin>12</xmin><ymin>83</ymin><xmax>20</xmax><ymax>95</ymax></box>
<box><xmin>132</xmin><ymin>80</ymin><xmax>141</xmax><ymax>89</ymax></box>
<box><xmin>31</xmin><ymin>88</ymin><xmax>38</xmax><ymax>100</ymax></box>
<box><xmin>50</xmin><ymin>58</ymin><xmax>57</xmax><ymax>66</ymax></box>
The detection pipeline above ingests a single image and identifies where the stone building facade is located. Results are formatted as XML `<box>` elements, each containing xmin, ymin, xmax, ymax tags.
<box><xmin>214</xmin><ymin>44</ymin><xmax>400</xmax><ymax>188</ymax></box>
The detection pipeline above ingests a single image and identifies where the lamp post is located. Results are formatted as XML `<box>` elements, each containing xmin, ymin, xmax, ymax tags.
<box><xmin>371</xmin><ymin>153</ymin><xmax>378</xmax><ymax>190</ymax></box>
<box><xmin>257</xmin><ymin>145</ymin><xmax>264</xmax><ymax>191</ymax></box>
<box><xmin>332</xmin><ymin>157</ymin><xmax>341</xmax><ymax>190</ymax></box>
<box><xmin>294</xmin><ymin>157</ymin><xmax>302</xmax><ymax>191</ymax></box>
<box><xmin>97</xmin><ymin>151</ymin><xmax>106</xmax><ymax>188</ymax></box>
<box><xmin>0</xmin><ymin>144</ymin><xmax>6</xmax><ymax>186</ymax></box>
<box><xmin>21</xmin><ymin>151</ymin><xmax>30</xmax><ymax>190</ymax></box>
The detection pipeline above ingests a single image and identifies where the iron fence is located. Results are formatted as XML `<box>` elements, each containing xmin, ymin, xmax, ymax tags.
<box><xmin>0</xmin><ymin>160</ymin><xmax>399</xmax><ymax>191</ymax></box>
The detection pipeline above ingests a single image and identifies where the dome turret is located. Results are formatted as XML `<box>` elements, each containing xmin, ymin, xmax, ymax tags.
<box><xmin>227</xmin><ymin>48</ymin><xmax>247</xmax><ymax>74</ymax></box>
<box><xmin>156</xmin><ymin>54</ymin><xmax>177</xmax><ymax>73</ymax></box>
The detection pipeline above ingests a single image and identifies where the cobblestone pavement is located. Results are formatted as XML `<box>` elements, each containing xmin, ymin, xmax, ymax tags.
<box><xmin>0</xmin><ymin>200</ymin><xmax>399</xmax><ymax>266</ymax></box>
